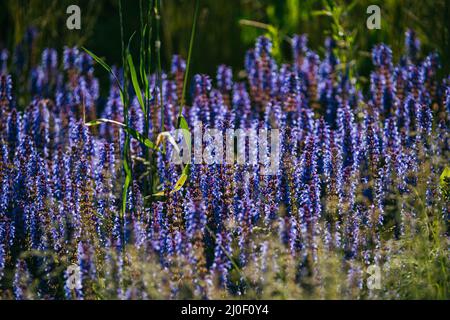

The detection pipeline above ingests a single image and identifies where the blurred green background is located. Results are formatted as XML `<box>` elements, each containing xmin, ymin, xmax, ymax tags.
<box><xmin>1</xmin><ymin>0</ymin><xmax>449</xmax><ymax>85</ymax></box>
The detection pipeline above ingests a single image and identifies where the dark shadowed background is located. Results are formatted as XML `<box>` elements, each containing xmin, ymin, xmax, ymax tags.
<box><xmin>1</xmin><ymin>0</ymin><xmax>449</xmax><ymax>96</ymax></box>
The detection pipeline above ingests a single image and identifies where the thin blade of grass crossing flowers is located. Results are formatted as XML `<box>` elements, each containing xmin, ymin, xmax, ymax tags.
<box><xmin>83</xmin><ymin>41</ymin><xmax>133</xmax><ymax>219</ymax></box>
<box><xmin>155</xmin><ymin>131</ymin><xmax>181</xmax><ymax>155</ymax></box>
<box><xmin>162</xmin><ymin>0</ymin><xmax>200</xmax><ymax>200</ymax></box>
<box><xmin>82</xmin><ymin>47</ymin><xmax>124</xmax><ymax>95</ymax></box>
<box><xmin>85</xmin><ymin>118</ymin><xmax>161</xmax><ymax>152</ymax></box>
<box><xmin>140</xmin><ymin>24</ymin><xmax>151</xmax><ymax>103</ymax></box>
<box><xmin>153</xmin><ymin>164</ymin><xmax>191</xmax><ymax>197</ymax></box>
<box><xmin>239</xmin><ymin>20</ymin><xmax>288</xmax><ymax>61</ymax></box>
<box><xmin>204</xmin><ymin>225</ymin><xmax>251</xmax><ymax>286</ymax></box>
<box><xmin>121</xmin><ymin>141</ymin><xmax>131</xmax><ymax>218</ymax></box>
<box><xmin>82</xmin><ymin>47</ymin><xmax>113</xmax><ymax>74</ymax></box>
<box><xmin>122</xmin><ymin>144</ymin><xmax>132</xmax><ymax>215</ymax></box>
<box><xmin>177</xmin><ymin>114</ymin><xmax>191</xmax><ymax>153</ymax></box>
<box><xmin>139</xmin><ymin>0</ymin><xmax>155</xmax><ymax>201</ymax></box>
<box><xmin>151</xmin><ymin>115</ymin><xmax>192</xmax><ymax>197</ymax></box>
<box><xmin>155</xmin><ymin>0</ymin><xmax>164</xmax><ymax>132</ymax></box>
<box><xmin>119</xmin><ymin>0</ymin><xmax>133</xmax><ymax>220</ymax></box>
<box><xmin>174</xmin><ymin>164</ymin><xmax>190</xmax><ymax>191</ymax></box>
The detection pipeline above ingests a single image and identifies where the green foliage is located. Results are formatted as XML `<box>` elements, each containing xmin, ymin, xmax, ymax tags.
<box><xmin>85</xmin><ymin>118</ymin><xmax>159</xmax><ymax>151</ymax></box>
<box><xmin>177</xmin><ymin>114</ymin><xmax>191</xmax><ymax>150</ymax></box>
<box><xmin>1</xmin><ymin>0</ymin><xmax>448</xmax><ymax>300</ymax></box>
<box><xmin>2</xmin><ymin>0</ymin><xmax>449</xmax><ymax>81</ymax></box>
<box><xmin>440</xmin><ymin>167</ymin><xmax>450</xmax><ymax>201</ymax></box>
<box><xmin>127</xmin><ymin>51</ymin><xmax>146</xmax><ymax>113</ymax></box>
<box><xmin>7</xmin><ymin>182</ymin><xmax>447</xmax><ymax>299</ymax></box>
<box><xmin>83</xmin><ymin>0</ymin><xmax>199</xmax><ymax>208</ymax></box>
<box><xmin>315</xmin><ymin>0</ymin><xmax>358</xmax><ymax>77</ymax></box>
<box><xmin>180</xmin><ymin>0</ymin><xmax>200</xmax><ymax>109</ymax></box>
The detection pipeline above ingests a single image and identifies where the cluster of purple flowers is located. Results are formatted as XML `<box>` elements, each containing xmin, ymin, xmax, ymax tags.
<box><xmin>0</xmin><ymin>29</ymin><xmax>448</xmax><ymax>299</ymax></box>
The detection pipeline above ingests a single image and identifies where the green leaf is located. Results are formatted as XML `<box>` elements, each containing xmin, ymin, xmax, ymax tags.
<box><xmin>85</xmin><ymin>118</ymin><xmax>125</xmax><ymax>127</ymax></box>
<box><xmin>152</xmin><ymin>191</ymin><xmax>166</xmax><ymax>198</ymax></box>
<box><xmin>179</xmin><ymin>0</ymin><xmax>200</xmax><ymax>111</ymax></box>
<box><xmin>156</xmin><ymin>132</ymin><xmax>180</xmax><ymax>155</ymax></box>
<box><xmin>312</xmin><ymin>10</ymin><xmax>332</xmax><ymax>17</ymax></box>
<box><xmin>122</xmin><ymin>139</ymin><xmax>132</xmax><ymax>216</ymax></box>
<box><xmin>139</xmin><ymin>25</ymin><xmax>151</xmax><ymax>102</ymax></box>
<box><xmin>173</xmin><ymin>169</ymin><xmax>189</xmax><ymax>192</ymax></box>
<box><xmin>82</xmin><ymin>47</ymin><xmax>124</xmax><ymax>96</ymax></box>
<box><xmin>151</xmin><ymin>116</ymin><xmax>192</xmax><ymax>198</ymax></box>
<box><xmin>440</xmin><ymin>167</ymin><xmax>450</xmax><ymax>188</ymax></box>
<box><xmin>118</xmin><ymin>0</ymin><xmax>131</xmax><ymax>219</ymax></box>
<box><xmin>127</xmin><ymin>53</ymin><xmax>146</xmax><ymax>114</ymax></box>
<box><xmin>82</xmin><ymin>47</ymin><xmax>112</xmax><ymax>73</ymax></box>
<box><xmin>177</xmin><ymin>115</ymin><xmax>191</xmax><ymax>150</ymax></box>
<box><xmin>153</xmin><ymin>164</ymin><xmax>191</xmax><ymax>197</ymax></box>
<box><xmin>139</xmin><ymin>24</ymin><xmax>148</xmax><ymax>84</ymax></box>
<box><xmin>86</xmin><ymin>118</ymin><xmax>160</xmax><ymax>152</ymax></box>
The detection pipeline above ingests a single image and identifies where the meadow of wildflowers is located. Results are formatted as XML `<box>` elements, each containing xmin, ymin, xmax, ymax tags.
<box><xmin>0</xmin><ymin>27</ymin><xmax>449</xmax><ymax>300</ymax></box>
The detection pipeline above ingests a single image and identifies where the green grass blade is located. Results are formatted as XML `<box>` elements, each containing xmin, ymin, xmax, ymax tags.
<box><xmin>145</xmin><ymin>0</ymin><xmax>155</xmax><ymax>136</ymax></box>
<box><xmin>139</xmin><ymin>0</ymin><xmax>146</xmax><ymax>84</ymax></box>
<box><xmin>156</xmin><ymin>132</ymin><xmax>181</xmax><ymax>155</ymax></box>
<box><xmin>153</xmin><ymin>164</ymin><xmax>191</xmax><ymax>197</ymax></box>
<box><xmin>154</xmin><ymin>0</ymin><xmax>164</xmax><ymax>132</ymax></box>
<box><xmin>122</xmin><ymin>138</ymin><xmax>132</xmax><ymax>214</ymax></box>
<box><xmin>140</xmin><ymin>24</ymin><xmax>150</xmax><ymax>102</ymax></box>
<box><xmin>440</xmin><ymin>166</ymin><xmax>450</xmax><ymax>188</ymax></box>
<box><xmin>82</xmin><ymin>47</ymin><xmax>112</xmax><ymax>73</ymax></box>
<box><xmin>82</xmin><ymin>47</ymin><xmax>124</xmax><ymax>94</ymax></box>
<box><xmin>127</xmin><ymin>52</ymin><xmax>146</xmax><ymax>113</ymax></box>
<box><xmin>177</xmin><ymin>114</ymin><xmax>192</xmax><ymax>152</ymax></box>
<box><xmin>179</xmin><ymin>0</ymin><xmax>200</xmax><ymax>114</ymax></box>
<box><xmin>119</xmin><ymin>0</ymin><xmax>131</xmax><ymax>219</ymax></box>
<box><xmin>86</xmin><ymin>118</ymin><xmax>160</xmax><ymax>152</ymax></box>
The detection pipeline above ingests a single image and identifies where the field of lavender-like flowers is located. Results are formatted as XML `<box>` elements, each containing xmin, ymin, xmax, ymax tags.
<box><xmin>0</xmin><ymin>20</ymin><xmax>449</xmax><ymax>300</ymax></box>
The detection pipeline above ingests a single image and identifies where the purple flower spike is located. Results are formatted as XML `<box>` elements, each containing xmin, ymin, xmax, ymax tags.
<box><xmin>217</xmin><ymin>64</ymin><xmax>233</xmax><ymax>93</ymax></box>
<box><xmin>405</xmin><ymin>29</ymin><xmax>420</xmax><ymax>63</ymax></box>
<box><xmin>1</xmin><ymin>49</ymin><xmax>9</xmax><ymax>74</ymax></box>
<box><xmin>63</xmin><ymin>47</ymin><xmax>80</xmax><ymax>71</ymax></box>
<box><xmin>255</xmin><ymin>36</ymin><xmax>273</xmax><ymax>59</ymax></box>
<box><xmin>0</xmin><ymin>74</ymin><xmax>13</xmax><ymax>104</ymax></box>
<box><xmin>372</xmin><ymin>44</ymin><xmax>393</xmax><ymax>70</ymax></box>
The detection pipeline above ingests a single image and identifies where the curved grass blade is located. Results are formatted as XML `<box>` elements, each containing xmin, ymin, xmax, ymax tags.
<box><xmin>122</xmin><ymin>137</ymin><xmax>132</xmax><ymax>214</ymax></box>
<box><xmin>127</xmin><ymin>52</ymin><xmax>146</xmax><ymax>113</ymax></box>
<box><xmin>156</xmin><ymin>131</ymin><xmax>181</xmax><ymax>155</ymax></box>
<box><xmin>153</xmin><ymin>164</ymin><xmax>191</xmax><ymax>197</ymax></box>
<box><xmin>82</xmin><ymin>47</ymin><xmax>123</xmax><ymax>94</ymax></box>
<box><xmin>177</xmin><ymin>114</ymin><xmax>192</xmax><ymax>152</ymax></box>
<box><xmin>179</xmin><ymin>0</ymin><xmax>200</xmax><ymax>114</ymax></box>
<box><xmin>118</xmin><ymin>0</ymin><xmax>131</xmax><ymax>220</ymax></box>
<box><xmin>155</xmin><ymin>0</ymin><xmax>164</xmax><ymax>131</ymax></box>
<box><xmin>86</xmin><ymin>118</ymin><xmax>160</xmax><ymax>152</ymax></box>
<box><xmin>140</xmin><ymin>24</ymin><xmax>151</xmax><ymax>102</ymax></box>
<box><xmin>440</xmin><ymin>166</ymin><xmax>450</xmax><ymax>189</ymax></box>
<box><xmin>169</xmin><ymin>0</ymin><xmax>199</xmax><ymax>198</ymax></box>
